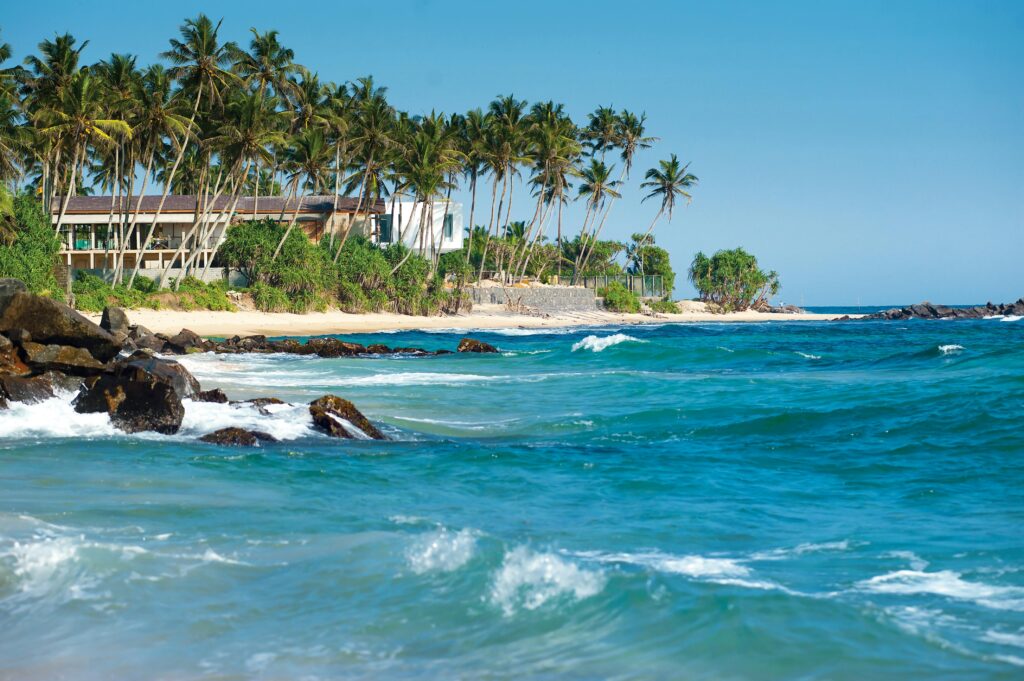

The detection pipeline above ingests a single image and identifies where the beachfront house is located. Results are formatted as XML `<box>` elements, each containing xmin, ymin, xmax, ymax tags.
<box><xmin>50</xmin><ymin>195</ymin><xmax>462</xmax><ymax>283</ymax></box>
<box><xmin>373</xmin><ymin>201</ymin><xmax>463</xmax><ymax>254</ymax></box>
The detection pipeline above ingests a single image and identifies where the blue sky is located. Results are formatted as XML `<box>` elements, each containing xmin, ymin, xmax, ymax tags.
<box><xmin>5</xmin><ymin>0</ymin><xmax>1022</xmax><ymax>304</ymax></box>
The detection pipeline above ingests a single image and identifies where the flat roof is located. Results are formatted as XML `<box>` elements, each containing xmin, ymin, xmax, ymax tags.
<box><xmin>53</xmin><ymin>195</ymin><xmax>385</xmax><ymax>215</ymax></box>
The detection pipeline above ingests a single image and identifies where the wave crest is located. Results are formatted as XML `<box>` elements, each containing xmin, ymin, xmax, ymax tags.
<box><xmin>572</xmin><ymin>333</ymin><xmax>644</xmax><ymax>353</ymax></box>
<box><xmin>490</xmin><ymin>547</ymin><xmax>605</xmax><ymax>615</ymax></box>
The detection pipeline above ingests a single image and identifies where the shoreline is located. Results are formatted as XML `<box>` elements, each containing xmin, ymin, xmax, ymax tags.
<box><xmin>85</xmin><ymin>304</ymin><xmax>862</xmax><ymax>337</ymax></box>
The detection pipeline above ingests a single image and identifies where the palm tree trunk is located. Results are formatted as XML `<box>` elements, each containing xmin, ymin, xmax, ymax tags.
<box><xmin>113</xmin><ymin>150</ymin><xmax>156</xmax><ymax>284</ymax></box>
<box><xmin>271</xmin><ymin>176</ymin><xmax>302</xmax><ymax>260</ymax></box>
<box><xmin>476</xmin><ymin>173</ymin><xmax>503</xmax><ymax>281</ymax></box>
<box><xmin>463</xmin><ymin>170</ymin><xmax>477</xmax><ymax>263</ymax></box>
<box><xmin>52</xmin><ymin>142</ymin><xmax>82</xmax><ymax>235</ymax></box>
<box><xmin>389</xmin><ymin>199</ymin><xmax>423</xmax><ymax>275</ymax></box>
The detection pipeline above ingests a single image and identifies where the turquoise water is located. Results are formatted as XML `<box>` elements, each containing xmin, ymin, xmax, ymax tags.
<box><xmin>1</xmin><ymin>318</ymin><xmax>1023</xmax><ymax>680</ymax></box>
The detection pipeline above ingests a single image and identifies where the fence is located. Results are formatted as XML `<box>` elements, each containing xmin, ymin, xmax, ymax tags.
<box><xmin>575</xmin><ymin>275</ymin><xmax>665</xmax><ymax>299</ymax></box>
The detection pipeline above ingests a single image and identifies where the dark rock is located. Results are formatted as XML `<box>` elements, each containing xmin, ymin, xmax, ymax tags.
<box><xmin>165</xmin><ymin>328</ymin><xmax>208</xmax><ymax>354</ymax></box>
<box><xmin>120</xmin><ymin>352</ymin><xmax>200</xmax><ymax>399</ymax></box>
<box><xmin>457</xmin><ymin>338</ymin><xmax>499</xmax><ymax>353</ymax></box>
<box><xmin>0</xmin><ymin>278</ymin><xmax>27</xmax><ymax>309</ymax></box>
<box><xmin>304</xmin><ymin>337</ymin><xmax>367</xmax><ymax>357</ymax></box>
<box><xmin>309</xmin><ymin>395</ymin><xmax>385</xmax><ymax>440</ymax></box>
<box><xmin>0</xmin><ymin>290</ymin><xmax>120</xmax><ymax>361</ymax></box>
<box><xmin>20</xmin><ymin>341</ymin><xmax>105</xmax><ymax>376</ymax></box>
<box><xmin>0</xmin><ymin>334</ymin><xmax>30</xmax><ymax>376</ymax></box>
<box><xmin>392</xmin><ymin>347</ymin><xmax>430</xmax><ymax>355</ymax></box>
<box><xmin>195</xmin><ymin>388</ymin><xmax>229</xmax><ymax>403</ymax></box>
<box><xmin>199</xmin><ymin>427</ymin><xmax>277</xmax><ymax>447</ymax></box>
<box><xmin>128</xmin><ymin>324</ymin><xmax>154</xmax><ymax>340</ymax></box>
<box><xmin>6</xmin><ymin>328</ymin><xmax>31</xmax><ymax>346</ymax></box>
<box><xmin>0</xmin><ymin>373</ymin><xmax>56</xmax><ymax>404</ymax></box>
<box><xmin>73</xmin><ymin>359</ymin><xmax>186</xmax><ymax>434</ymax></box>
<box><xmin>100</xmin><ymin>306</ymin><xmax>130</xmax><ymax>336</ymax></box>
<box><xmin>366</xmin><ymin>343</ymin><xmax>391</xmax><ymax>354</ymax></box>
<box><xmin>134</xmin><ymin>333</ymin><xmax>168</xmax><ymax>352</ymax></box>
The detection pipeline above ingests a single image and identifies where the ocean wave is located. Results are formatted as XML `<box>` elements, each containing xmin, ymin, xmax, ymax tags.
<box><xmin>857</xmin><ymin>569</ymin><xmax>1024</xmax><ymax>611</ymax></box>
<box><xmin>406</xmin><ymin>527</ymin><xmax>478</xmax><ymax>574</ymax></box>
<box><xmin>1000</xmin><ymin>315</ymin><xmax>1022</xmax><ymax>323</ymax></box>
<box><xmin>571</xmin><ymin>333</ymin><xmax>645</xmax><ymax>353</ymax></box>
<box><xmin>938</xmin><ymin>344</ymin><xmax>965</xmax><ymax>355</ymax></box>
<box><xmin>490</xmin><ymin>547</ymin><xmax>605</xmax><ymax>615</ymax></box>
<box><xmin>983</xmin><ymin>630</ymin><xmax>1024</xmax><ymax>648</ymax></box>
<box><xmin>795</xmin><ymin>351</ymin><xmax>822</xmax><ymax>360</ymax></box>
<box><xmin>332</xmin><ymin>371</ymin><xmax>507</xmax><ymax>387</ymax></box>
<box><xmin>749</xmin><ymin>540</ymin><xmax>854</xmax><ymax>561</ymax></box>
<box><xmin>0</xmin><ymin>392</ymin><xmax>119</xmax><ymax>440</ymax></box>
<box><xmin>180</xmin><ymin>400</ymin><xmax>315</xmax><ymax>441</ymax></box>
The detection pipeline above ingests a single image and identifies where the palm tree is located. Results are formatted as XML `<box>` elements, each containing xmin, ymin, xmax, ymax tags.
<box><xmin>572</xmin><ymin>159</ymin><xmax>620</xmax><ymax>279</ymax></box>
<box><xmin>638</xmin><ymin>153</ymin><xmax>697</xmax><ymax>245</ymax></box>
<box><xmin>272</xmin><ymin>126</ymin><xmax>331</xmax><ymax>260</ymax></box>
<box><xmin>459</xmin><ymin>108</ymin><xmax>488</xmax><ymax>263</ymax></box>
<box><xmin>229</xmin><ymin>28</ymin><xmax>298</xmax><ymax>99</ymax></box>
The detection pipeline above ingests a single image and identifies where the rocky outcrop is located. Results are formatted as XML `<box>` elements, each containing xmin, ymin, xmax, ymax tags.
<box><xmin>20</xmin><ymin>341</ymin><xmax>105</xmax><ymax>376</ymax></box>
<box><xmin>164</xmin><ymin>328</ymin><xmax>211</xmax><ymax>354</ymax></box>
<box><xmin>0</xmin><ymin>373</ymin><xmax>56</xmax><ymax>405</ymax></box>
<box><xmin>866</xmin><ymin>299</ymin><xmax>1024</xmax><ymax>321</ymax></box>
<box><xmin>309</xmin><ymin>395</ymin><xmax>385</xmax><ymax>440</ymax></box>
<box><xmin>199</xmin><ymin>427</ymin><xmax>277</xmax><ymax>446</ymax></box>
<box><xmin>100</xmin><ymin>306</ymin><xmax>130</xmax><ymax>337</ymax></box>
<box><xmin>0</xmin><ymin>290</ymin><xmax>120</xmax><ymax>362</ymax></box>
<box><xmin>457</xmin><ymin>337</ymin><xmax>499</xmax><ymax>353</ymax></box>
<box><xmin>235</xmin><ymin>397</ymin><xmax>285</xmax><ymax>415</ymax></box>
<box><xmin>73</xmin><ymin>357</ymin><xmax>187</xmax><ymax>434</ymax></box>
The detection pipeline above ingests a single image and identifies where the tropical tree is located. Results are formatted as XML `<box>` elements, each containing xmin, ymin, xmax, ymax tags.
<box><xmin>637</xmin><ymin>153</ymin><xmax>697</xmax><ymax>251</ymax></box>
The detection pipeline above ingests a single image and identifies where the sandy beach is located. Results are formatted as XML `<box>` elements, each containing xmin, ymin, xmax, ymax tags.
<box><xmin>85</xmin><ymin>303</ymin><xmax>860</xmax><ymax>337</ymax></box>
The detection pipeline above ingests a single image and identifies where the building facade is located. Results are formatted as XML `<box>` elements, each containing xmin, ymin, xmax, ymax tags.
<box><xmin>373</xmin><ymin>201</ymin><xmax>463</xmax><ymax>254</ymax></box>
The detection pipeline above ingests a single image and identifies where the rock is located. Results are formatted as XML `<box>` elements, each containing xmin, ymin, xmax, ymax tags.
<box><xmin>365</xmin><ymin>343</ymin><xmax>391</xmax><ymax>354</ymax></box>
<box><xmin>20</xmin><ymin>341</ymin><xmax>105</xmax><ymax>376</ymax></box>
<box><xmin>0</xmin><ymin>278</ymin><xmax>27</xmax><ymax>308</ymax></box>
<box><xmin>195</xmin><ymin>388</ymin><xmax>229</xmax><ymax>403</ymax></box>
<box><xmin>0</xmin><ymin>334</ymin><xmax>30</xmax><ymax>376</ymax></box>
<box><xmin>0</xmin><ymin>373</ymin><xmax>55</xmax><ymax>404</ymax></box>
<box><xmin>100</xmin><ymin>306</ymin><xmax>130</xmax><ymax>336</ymax></box>
<box><xmin>457</xmin><ymin>338</ymin><xmax>498</xmax><ymax>353</ymax></box>
<box><xmin>309</xmin><ymin>395</ymin><xmax>385</xmax><ymax>440</ymax></box>
<box><xmin>0</xmin><ymin>290</ymin><xmax>120</xmax><ymax>361</ymax></box>
<box><xmin>119</xmin><ymin>352</ymin><xmax>200</xmax><ymax>400</ymax></box>
<box><xmin>199</xmin><ymin>427</ymin><xmax>277</xmax><ymax>447</ymax></box>
<box><xmin>866</xmin><ymin>298</ymin><xmax>1024</xmax><ymax>321</ymax></box>
<box><xmin>235</xmin><ymin>397</ymin><xmax>285</xmax><ymax>415</ymax></box>
<box><xmin>304</xmin><ymin>337</ymin><xmax>366</xmax><ymax>357</ymax></box>
<box><xmin>134</xmin><ymin>332</ymin><xmax>168</xmax><ymax>353</ymax></box>
<box><xmin>165</xmin><ymin>328</ymin><xmax>208</xmax><ymax>354</ymax></box>
<box><xmin>73</xmin><ymin>360</ymin><xmax>186</xmax><ymax>434</ymax></box>
<box><xmin>128</xmin><ymin>324</ymin><xmax>153</xmax><ymax>340</ymax></box>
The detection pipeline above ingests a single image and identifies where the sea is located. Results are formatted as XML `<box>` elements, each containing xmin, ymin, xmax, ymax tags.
<box><xmin>1</xmin><ymin>313</ymin><xmax>1022</xmax><ymax>680</ymax></box>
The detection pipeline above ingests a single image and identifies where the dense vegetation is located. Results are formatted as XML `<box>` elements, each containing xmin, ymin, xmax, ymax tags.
<box><xmin>0</xmin><ymin>16</ymin><xmax>698</xmax><ymax>310</ymax></box>
<box><xmin>688</xmin><ymin>248</ymin><xmax>780</xmax><ymax>312</ymax></box>
<box><xmin>597</xmin><ymin>281</ymin><xmax>641</xmax><ymax>313</ymax></box>
<box><xmin>0</xmin><ymin>189</ymin><xmax>63</xmax><ymax>298</ymax></box>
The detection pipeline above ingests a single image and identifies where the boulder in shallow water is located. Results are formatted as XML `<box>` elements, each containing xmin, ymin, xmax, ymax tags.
<box><xmin>20</xmin><ymin>341</ymin><xmax>105</xmax><ymax>376</ymax></box>
<box><xmin>117</xmin><ymin>352</ymin><xmax>200</xmax><ymax>400</ymax></box>
<box><xmin>0</xmin><ymin>290</ymin><xmax>120</xmax><ymax>361</ymax></box>
<box><xmin>73</xmin><ymin>360</ymin><xmax>185</xmax><ymax>434</ymax></box>
<box><xmin>234</xmin><ymin>396</ymin><xmax>285</xmax><ymax>416</ymax></box>
<box><xmin>0</xmin><ymin>373</ymin><xmax>56</xmax><ymax>404</ymax></box>
<box><xmin>457</xmin><ymin>337</ymin><xmax>498</xmax><ymax>353</ymax></box>
<box><xmin>309</xmin><ymin>394</ymin><xmax>385</xmax><ymax>440</ymax></box>
<box><xmin>0</xmin><ymin>334</ymin><xmax>30</xmax><ymax>376</ymax></box>
<box><xmin>199</xmin><ymin>427</ymin><xmax>277</xmax><ymax>447</ymax></box>
<box><xmin>303</xmin><ymin>337</ymin><xmax>367</xmax><ymax>358</ymax></box>
<box><xmin>195</xmin><ymin>388</ymin><xmax>229</xmax><ymax>403</ymax></box>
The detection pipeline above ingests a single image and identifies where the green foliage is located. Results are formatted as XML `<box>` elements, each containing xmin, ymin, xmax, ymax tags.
<box><xmin>648</xmin><ymin>299</ymin><xmax>680</xmax><ymax>314</ymax></box>
<box><xmin>688</xmin><ymin>248</ymin><xmax>780</xmax><ymax>312</ymax></box>
<box><xmin>561</xmin><ymin>235</ymin><xmax>625</xmax><ymax>276</ymax></box>
<box><xmin>598</xmin><ymin>281</ymin><xmax>641</xmax><ymax>313</ymax></box>
<box><xmin>175</xmin><ymin>276</ymin><xmax>234</xmax><ymax>311</ymax></box>
<box><xmin>219</xmin><ymin>220</ymin><xmax>335</xmax><ymax>312</ymax></box>
<box><xmin>627</xmin><ymin>233</ymin><xmax>675</xmax><ymax>294</ymax></box>
<box><xmin>72</xmin><ymin>272</ymin><xmax>160</xmax><ymax>312</ymax></box>
<box><xmin>437</xmin><ymin>250</ymin><xmax>472</xmax><ymax>283</ymax></box>
<box><xmin>0</xmin><ymin>193</ymin><xmax>63</xmax><ymax>299</ymax></box>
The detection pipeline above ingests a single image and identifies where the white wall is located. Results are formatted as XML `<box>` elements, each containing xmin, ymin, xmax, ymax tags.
<box><xmin>379</xmin><ymin>201</ymin><xmax>463</xmax><ymax>254</ymax></box>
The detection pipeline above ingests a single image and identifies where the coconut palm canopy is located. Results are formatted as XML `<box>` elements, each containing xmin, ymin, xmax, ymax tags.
<box><xmin>0</xmin><ymin>15</ymin><xmax>695</xmax><ymax>284</ymax></box>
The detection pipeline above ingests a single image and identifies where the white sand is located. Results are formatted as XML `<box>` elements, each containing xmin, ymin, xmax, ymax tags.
<box><xmin>86</xmin><ymin>304</ymin><xmax>860</xmax><ymax>337</ymax></box>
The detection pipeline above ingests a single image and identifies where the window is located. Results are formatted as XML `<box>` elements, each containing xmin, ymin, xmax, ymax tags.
<box><xmin>443</xmin><ymin>214</ymin><xmax>454</xmax><ymax>240</ymax></box>
<box><xmin>378</xmin><ymin>215</ymin><xmax>393</xmax><ymax>243</ymax></box>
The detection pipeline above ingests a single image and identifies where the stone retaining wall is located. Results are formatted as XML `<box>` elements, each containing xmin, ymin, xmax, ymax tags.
<box><xmin>469</xmin><ymin>286</ymin><xmax>599</xmax><ymax>312</ymax></box>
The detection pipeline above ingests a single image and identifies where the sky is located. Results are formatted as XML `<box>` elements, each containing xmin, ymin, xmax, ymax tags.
<box><xmin>4</xmin><ymin>0</ymin><xmax>1022</xmax><ymax>304</ymax></box>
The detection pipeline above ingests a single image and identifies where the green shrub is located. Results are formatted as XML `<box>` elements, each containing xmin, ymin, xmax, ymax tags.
<box><xmin>72</xmin><ymin>272</ymin><xmax>160</xmax><ymax>312</ymax></box>
<box><xmin>250</xmin><ymin>281</ymin><xmax>290</xmax><ymax>312</ymax></box>
<box><xmin>598</xmin><ymin>281</ymin><xmax>641</xmax><ymax>313</ymax></box>
<box><xmin>688</xmin><ymin>248</ymin><xmax>780</xmax><ymax>312</ymax></box>
<box><xmin>176</xmin><ymin>276</ymin><xmax>235</xmax><ymax>312</ymax></box>
<box><xmin>0</xmin><ymin>193</ymin><xmax>63</xmax><ymax>299</ymax></box>
<box><xmin>648</xmin><ymin>299</ymin><xmax>680</xmax><ymax>314</ymax></box>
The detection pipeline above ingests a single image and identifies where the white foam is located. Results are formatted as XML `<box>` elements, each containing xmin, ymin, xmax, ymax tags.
<box><xmin>884</xmin><ymin>550</ymin><xmax>929</xmax><ymax>571</ymax></box>
<box><xmin>578</xmin><ymin>550</ymin><xmax>799</xmax><ymax>593</ymax></box>
<box><xmin>938</xmin><ymin>344</ymin><xmax>964</xmax><ymax>355</ymax></box>
<box><xmin>490</xmin><ymin>547</ymin><xmax>605</xmax><ymax>615</ymax></box>
<box><xmin>750</xmin><ymin>540</ymin><xmax>853</xmax><ymax>561</ymax></box>
<box><xmin>179</xmin><ymin>400</ymin><xmax>315</xmax><ymax>442</ymax></box>
<box><xmin>0</xmin><ymin>392</ymin><xmax>118</xmax><ymax>439</ymax></box>
<box><xmin>571</xmin><ymin>333</ymin><xmax>644</xmax><ymax>353</ymax></box>
<box><xmin>795</xmin><ymin>351</ymin><xmax>822</xmax><ymax>360</ymax></box>
<box><xmin>983</xmin><ymin>630</ymin><xmax>1024</xmax><ymax>648</ymax></box>
<box><xmin>1000</xmin><ymin>315</ymin><xmax>1022</xmax><ymax>323</ymax></box>
<box><xmin>406</xmin><ymin>528</ymin><xmax>478</xmax><ymax>574</ymax></box>
<box><xmin>331</xmin><ymin>372</ymin><xmax>505</xmax><ymax>387</ymax></box>
<box><xmin>6</xmin><ymin>535</ymin><xmax>81</xmax><ymax>596</ymax></box>
<box><xmin>857</xmin><ymin>569</ymin><xmax>1024</xmax><ymax>611</ymax></box>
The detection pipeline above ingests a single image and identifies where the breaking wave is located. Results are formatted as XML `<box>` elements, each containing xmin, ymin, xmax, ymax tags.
<box><xmin>571</xmin><ymin>333</ymin><xmax>645</xmax><ymax>353</ymax></box>
<box><xmin>490</xmin><ymin>547</ymin><xmax>605</xmax><ymax>615</ymax></box>
<box><xmin>857</xmin><ymin>569</ymin><xmax>1024</xmax><ymax>611</ymax></box>
<box><xmin>406</xmin><ymin>527</ymin><xmax>478</xmax><ymax>574</ymax></box>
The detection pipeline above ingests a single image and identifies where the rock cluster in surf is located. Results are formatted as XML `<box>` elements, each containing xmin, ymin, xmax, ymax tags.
<box><xmin>0</xmin><ymin>278</ymin><xmax>499</xmax><ymax>445</ymax></box>
<box><xmin>857</xmin><ymin>299</ymin><xmax>1024</xmax><ymax>321</ymax></box>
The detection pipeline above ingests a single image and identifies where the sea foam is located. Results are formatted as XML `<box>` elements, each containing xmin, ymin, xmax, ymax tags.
<box><xmin>938</xmin><ymin>344</ymin><xmax>965</xmax><ymax>355</ymax></box>
<box><xmin>490</xmin><ymin>547</ymin><xmax>605</xmax><ymax>615</ymax></box>
<box><xmin>406</xmin><ymin>527</ymin><xmax>478</xmax><ymax>574</ymax></box>
<box><xmin>571</xmin><ymin>333</ymin><xmax>644</xmax><ymax>353</ymax></box>
<box><xmin>857</xmin><ymin>569</ymin><xmax>1024</xmax><ymax>611</ymax></box>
